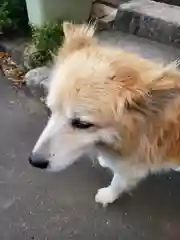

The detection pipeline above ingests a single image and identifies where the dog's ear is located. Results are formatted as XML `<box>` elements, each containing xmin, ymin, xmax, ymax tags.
<box><xmin>114</xmin><ymin>62</ymin><xmax>180</xmax><ymax>117</ymax></box>
<box><xmin>124</xmin><ymin>87</ymin><xmax>180</xmax><ymax>117</ymax></box>
<box><xmin>113</xmin><ymin>66</ymin><xmax>150</xmax><ymax>116</ymax></box>
<box><xmin>59</xmin><ymin>22</ymin><xmax>97</xmax><ymax>58</ymax></box>
<box><xmin>63</xmin><ymin>22</ymin><xmax>96</xmax><ymax>41</ymax></box>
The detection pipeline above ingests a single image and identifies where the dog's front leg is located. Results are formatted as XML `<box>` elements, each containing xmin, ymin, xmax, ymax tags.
<box><xmin>95</xmin><ymin>168</ymin><xmax>147</xmax><ymax>207</ymax></box>
<box><xmin>95</xmin><ymin>173</ymin><xmax>123</xmax><ymax>207</ymax></box>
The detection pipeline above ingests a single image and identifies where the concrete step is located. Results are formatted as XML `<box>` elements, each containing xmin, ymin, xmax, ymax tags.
<box><xmin>114</xmin><ymin>0</ymin><xmax>180</xmax><ymax>48</ymax></box>
<box><xmin>97</xmin><ymin>30</ymin><xmax>180</xmax><ymax>64</ymax></box>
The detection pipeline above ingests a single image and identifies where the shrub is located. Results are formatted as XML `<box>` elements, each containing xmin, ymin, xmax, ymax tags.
<box><xmin>24</xmin><ymin>21</ymin><xmax>64</xmax><ymax>69</ymax></box>
<box><xmin>0</xmin><ymin>2</ymin><xmax>12</xmax><ymax>33</ymax></box>
<box><xmin>0</xmin><ymin>0</ymin><xmax>28</xmax><ymax>34</ymax></box>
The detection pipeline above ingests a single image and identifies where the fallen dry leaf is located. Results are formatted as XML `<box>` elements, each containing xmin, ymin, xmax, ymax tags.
<box><xmin>0</xmin><ymin>51</ymin><xmax>25</xmax><ymax>88</ymax></box>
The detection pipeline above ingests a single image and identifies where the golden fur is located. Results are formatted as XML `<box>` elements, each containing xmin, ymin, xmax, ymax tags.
<box><xmin>54</xmin><ymin>22</ymin><xmax>180</xmax><ymax>166</ymax></box>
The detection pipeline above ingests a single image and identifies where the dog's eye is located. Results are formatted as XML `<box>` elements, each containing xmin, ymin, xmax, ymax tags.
<box><xmin>71</xmin><ymin>118</ymin><xmax>94</xmax><ymax>129</ymax></box>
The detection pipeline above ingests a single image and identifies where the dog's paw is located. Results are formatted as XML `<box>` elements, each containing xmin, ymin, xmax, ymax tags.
<box><xmin>174</xmin><ymin>166</ymin><xmax>180</xmax><ymax>172</ymax></box>
<box><xmin>95</xmin><ymin>187</ymin><xmax>118</xmax><ymax>207</ymax></box>
<box><xmin>97</xmin><ymin>156</ymin><xmax>107</xmax><ymax>168</ymax></box>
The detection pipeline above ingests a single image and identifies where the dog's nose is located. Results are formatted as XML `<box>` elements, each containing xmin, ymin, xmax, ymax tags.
<box><xmin>29</xmin><ymin>153</ymin><xmax>49</xmax><ymax>169</ymax></box>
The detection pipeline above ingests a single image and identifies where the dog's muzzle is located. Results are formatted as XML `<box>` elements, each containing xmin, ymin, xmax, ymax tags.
<box><xmin>29</xmin><ymin>153</ymin><xmax>49</xmax><ymax>169</ymax></box>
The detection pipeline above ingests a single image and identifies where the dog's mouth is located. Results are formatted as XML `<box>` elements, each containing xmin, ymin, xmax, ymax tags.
<box><xmin>28</xmin><ymin>145</ymin><xmax>92</xmax><ymax>172</ymax></box>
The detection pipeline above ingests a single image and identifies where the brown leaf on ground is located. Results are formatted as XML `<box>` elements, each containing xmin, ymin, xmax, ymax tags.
<box><xmin>0</xmin><ymin>51</ymin><xmax>25</xmax><ymax>88</ymax></box>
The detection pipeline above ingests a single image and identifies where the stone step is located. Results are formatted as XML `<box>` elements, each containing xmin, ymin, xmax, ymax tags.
<box><xmin>90</xmin><ymin>0</ymin><xmax>118</xmax><ymax>30</ymax></box>
<box><xmin>114</xmin><ymin>0</ymin><xmax>180</xmax><ymax>48</ymax></box>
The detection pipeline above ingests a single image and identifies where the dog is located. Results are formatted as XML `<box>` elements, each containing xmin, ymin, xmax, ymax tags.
<box><xmin>29</xmin><ymin>22</ymin><xmax>180</xmax><ymax>207</ymax></box>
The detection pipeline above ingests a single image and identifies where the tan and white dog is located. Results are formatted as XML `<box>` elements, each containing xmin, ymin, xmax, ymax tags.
<box><xmin>29</xmin><ymin>22</ymin><xmax>180</xmax><ymax>207</ymax></box>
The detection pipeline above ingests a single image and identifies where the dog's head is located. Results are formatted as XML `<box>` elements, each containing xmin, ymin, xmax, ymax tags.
<box><xmin>29</xmin><ymin>22</ymin><xmax>150</xmax><ymax>171</ymax></box>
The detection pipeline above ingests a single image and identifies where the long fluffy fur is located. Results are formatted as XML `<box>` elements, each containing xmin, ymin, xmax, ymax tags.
<box><xmin>55</xmin><ymin>22</ymin><xmax>180</xmax><ymax>167</ymax></box>
<box><xmin>33</xmin><ymin>22</ymin><xmax>180</xmax><ymax>206</ymax></box>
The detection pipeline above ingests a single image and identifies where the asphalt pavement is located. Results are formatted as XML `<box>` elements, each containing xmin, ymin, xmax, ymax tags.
<box><xmin>1</xmin><ymin>32</ymin><xmax>180</xmax><ymax>240</ymax></box>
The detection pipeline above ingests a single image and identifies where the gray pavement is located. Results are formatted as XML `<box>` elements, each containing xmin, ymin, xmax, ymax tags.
<box><xmin>1</xmin><ymin>32</ymin><xmax>180</xmax><ymax>240</ymax></box>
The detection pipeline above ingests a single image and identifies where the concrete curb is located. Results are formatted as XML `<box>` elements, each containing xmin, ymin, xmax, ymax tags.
<box><xmin>114</xmin><ymin>0</ymin><xmax>180</xmax><ymax>48</ymax></box>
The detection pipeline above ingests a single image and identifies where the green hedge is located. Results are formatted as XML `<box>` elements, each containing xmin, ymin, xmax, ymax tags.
<box><xmin>24</xmin><ymin>21</ymin><xmax>64</xmax><ymax>69</ymax></box>
<box><xmin>0</xmin><ymin>0</ymin><xmax>29</xmax><ymax>34</ymax></box>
